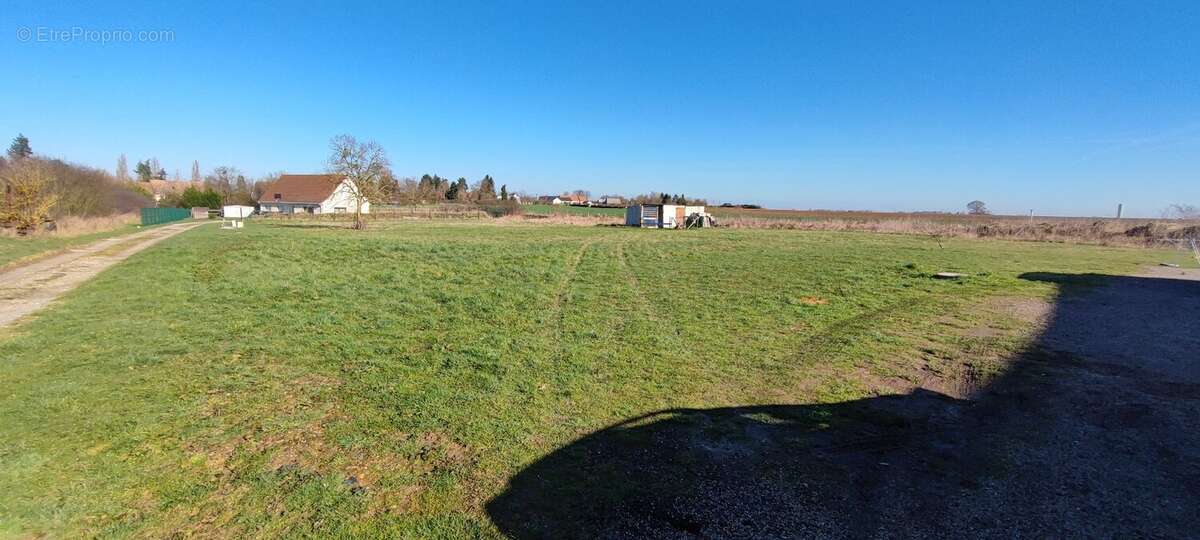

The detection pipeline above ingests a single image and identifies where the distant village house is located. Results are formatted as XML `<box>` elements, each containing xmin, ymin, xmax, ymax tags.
<box><xmin>257</xmin><ymin>174</ymin><xmax>369</xmax><ymax>215</ymax></box>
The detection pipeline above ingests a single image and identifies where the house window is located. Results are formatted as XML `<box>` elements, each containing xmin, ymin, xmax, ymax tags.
<box><xmin>273</xmin><ymin>193</ymin><xmax>282</xmax><ymax>201</ymax></box>
<box><xmin>334</xmin><ymin>207</ymin><xmax>347</xmax><ymax>213</ymax></box>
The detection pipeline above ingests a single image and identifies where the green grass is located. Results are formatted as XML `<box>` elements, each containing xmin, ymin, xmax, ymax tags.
<box><xmin>522</xmin><ymin>204</ymin><xmax>626</xmax><ymax>217</ymax></box>
<box><xmin>0</xmin><ymin>222</ymin><xmax>1167</xmax><ymax>537</ymax></box>
<box><xmin>0</xmin><ymin>224</ymin><xmax>142</xmax><ymax>270</ymax></box>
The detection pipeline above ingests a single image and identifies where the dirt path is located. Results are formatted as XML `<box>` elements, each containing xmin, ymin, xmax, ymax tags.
<box><xmin>0</xmin><ymin>221</ymin><xmax>208</xmax><ymax>328</ymax></box>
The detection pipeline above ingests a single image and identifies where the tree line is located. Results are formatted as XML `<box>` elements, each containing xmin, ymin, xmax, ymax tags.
<box><xmin>628</xmin><ymin>192</ymin><xmax>707</xmax><ymax>206</ymax></box>
<box><xmin>118</xmin><ymin>152</ymin><xmax>270</xmax><ymax>208</ymax></box>
<box><xmin>1</xmin><ymin>134</ymin><xmax>152</xmax><ymax>232</ymax></box>
<box><xmin>390</xmin><ymin>173</ymin><xmax>514</xmax><ymax>205</ymax></box>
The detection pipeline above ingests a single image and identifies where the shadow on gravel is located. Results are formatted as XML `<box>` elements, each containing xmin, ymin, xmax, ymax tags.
<box><xmin>488</xmin><ymin>273</ymin><xmax>1200</xmax><ymax>538</ymax></box>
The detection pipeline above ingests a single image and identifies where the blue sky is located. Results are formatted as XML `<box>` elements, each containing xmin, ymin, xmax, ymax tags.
<box><xmin>2</xmin><ymin>1</ymin><xmax>1197</xmax><ymax>216</ymax></box>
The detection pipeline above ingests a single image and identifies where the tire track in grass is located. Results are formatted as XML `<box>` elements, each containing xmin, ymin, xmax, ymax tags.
<box><xmin>613</xmin><ymin>239</ymin><xmax>699</xmax><ymax>401</ymax></box>
<box><xmin>615</xmin><ymin>239</ymin><xmax>674</xmax><ymax>330</ymax></box>
<box><xmin>512</xmin><ymin>238</ymin><xmax>597</xmax><ymax>413</ymax></box>
<box><xmin>549</xmin><ymin>239</ymin><xmax>597</xmax><ymax>339</ymax></box>
<box><xmin>550</xmin><ymin>241</ymin><xmax>590</xmax><ymax>377</ymax></box>
<box><xmin>777</xmin><ymin>293</ymin><xmax>950</xmax><ymax>400</ymax></box>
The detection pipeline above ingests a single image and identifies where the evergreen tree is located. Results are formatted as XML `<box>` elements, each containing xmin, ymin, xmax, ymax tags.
<box><xmin>500</xmin><ymin>184</ymin><xmax>508</xmax><ymax>200</ymax></box>
<box><xmin>7</xmin><ymin>134</ymin><xmax>32</xmax><ymax>160</ymax></box>
<box><xmin>477</xmin><ymin>175</ymin><xmax>496</xmax><ymax>200</ymax></box>
<box><xmin>134</xmin><ymin>160</ymin><xmax>154</xmax><ymax>181</ymax></box>
<box><xmin>456</xmin><ymin>177</ymin><xmax>469</xmax><ymax>196</ymax></box>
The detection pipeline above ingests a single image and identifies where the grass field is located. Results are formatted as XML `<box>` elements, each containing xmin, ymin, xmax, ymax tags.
<box><xmin>0</xmin><ymin>222</ymin><xmax>1173</xmax><ymax>537</ymax></box>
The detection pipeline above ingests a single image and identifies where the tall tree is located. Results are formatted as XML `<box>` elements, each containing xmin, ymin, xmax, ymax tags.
<box><xmin>115</xmin><ymin>154</ymin><xmax>129</xmax><ymax>182</ymax></box>
<box><xmin>134</xmin><ymin>160</ymin><xmax>154</xmax><ymax>181</ymax></box>
<box><xmin>500</xmin><ymin>184</ymin><xmax>508</xmax><ymax>201</ymax></box>
<box><xmin>476</xmin><ymin>175</ymin><xmax>496</xmax><ymax>200</ymax></box>
<box><xmin>234</xmin><ymin>175</ymin><xmax>249</xmax><ymax>203</ymax></box>
<box><xmin>205</xmin><ymin>166</ymin><xmax>240</xmax><ymax>202</ymax></box>
<box><xmin>327</xmin><ymin>134</ymin><xmax>392</xmax><ymax>230</ymax></box>
<box><xmin>191</xmin><ymin>160</ymin><xmax>201</xmax><ymax>183</ymax></box>
<box><xmin>7</xmin><ymin>134</ymin><xmax>32</xmax><ymax>160</ymax></box>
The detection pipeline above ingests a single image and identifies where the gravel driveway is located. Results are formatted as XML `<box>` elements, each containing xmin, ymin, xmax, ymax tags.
<box><xmin>0</xmin><ymin>221</ymin><xmax>208</xmax><ymax>328</ymax></box>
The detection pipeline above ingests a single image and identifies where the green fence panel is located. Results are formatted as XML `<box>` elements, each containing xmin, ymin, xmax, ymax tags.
<box><xmin>140</xmin><ymin>207</ymin><xmax>191</xmax><ymax>226</ymax></box>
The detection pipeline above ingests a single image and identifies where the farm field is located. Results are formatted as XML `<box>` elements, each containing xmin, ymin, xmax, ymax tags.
<box><xmin>522</xmin><ymin>203</ymin><xmax>626</xmax><ymax>217</ymax></box>
<box><xmin>707</xmin><ymin>206</ymin><xmax>1117</xmax><ymax>223</ymax></box>
<box><xmin>0</xmin><ymin>222</ymin><xmax>1185</xmax><ymax>537</ymax></box>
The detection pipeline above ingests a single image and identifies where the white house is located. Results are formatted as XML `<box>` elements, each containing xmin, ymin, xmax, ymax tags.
<box><xmin>257</xmin><ymin>174</ymin><xmax>370</xmax><ymax>215</ymax></box>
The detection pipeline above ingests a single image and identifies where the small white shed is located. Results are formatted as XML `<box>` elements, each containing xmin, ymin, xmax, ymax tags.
<box><xmin>222</xmin><ymin>205</ymin><xmax>255</xmax><ymax>218</ymax></box>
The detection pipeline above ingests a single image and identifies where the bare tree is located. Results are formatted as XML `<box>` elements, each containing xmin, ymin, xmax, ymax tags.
<box><xmin>116</xmin><ymin>154</ymin><xmax>129</xmax><ymax>182</ymax></box>
<box><xmin>1162</xmin><ymin>203</ymin><xmax>1199</xmax><ymax>220</ymax></box>
<box><xmin>327</xmin><ymin>134</ymin><xmax>392</xmax><ymax>230</ymax></box>
<box><xmin>205</xmin><ymin>166</ymin><xmax>241</xmax><ymax>203</ymax></box>
<box><xmin>254</xmin><ymin>171</ymin><xmax>282</xmax><ymax>201</ymax></box>
<box><xmin>147</xmin><ymin>157</ymin><xmax>165</xmax><ymax>180</ymax></box>
<box><xmin>1</xmin><ymin>160</ymin><xmax>57</xmax><ymax>233</ymax></box>
<box><xmin>967</xmin><ymin>200</ymin><xmax>990</xmax><ymax>215</ymax></box>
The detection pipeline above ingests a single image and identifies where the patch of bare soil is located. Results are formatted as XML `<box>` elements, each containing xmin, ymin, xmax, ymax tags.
<box><xmin>488</xmin><ymin>268</ymin><xmax>1200</xmax><ymax>538</ymax></box>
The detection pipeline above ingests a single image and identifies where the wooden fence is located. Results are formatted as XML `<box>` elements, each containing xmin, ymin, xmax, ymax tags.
<box><xmin>259</xmin><ymin>205</ymin><xmax>489</xmax><ymax>221</ymax></box>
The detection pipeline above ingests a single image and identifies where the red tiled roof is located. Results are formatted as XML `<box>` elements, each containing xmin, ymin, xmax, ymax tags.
<box><xmin>258</xmin><ymin>174</ymin><xmax>342</xmax><ymax>204</ymax></box>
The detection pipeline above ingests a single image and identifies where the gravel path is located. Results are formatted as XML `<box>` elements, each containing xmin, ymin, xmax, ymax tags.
<box><xmin>0</xmin><ymin>221</ymin><xmax>208</xmax><ymax>328</ymax></box>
